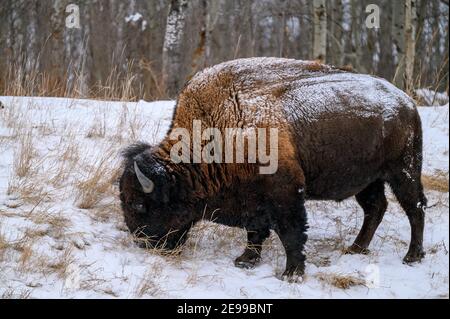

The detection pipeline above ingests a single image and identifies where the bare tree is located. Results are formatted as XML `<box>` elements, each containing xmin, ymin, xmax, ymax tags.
<box><xmin>313</xmin><ymin>0</ymin><xmax>327</xmax><ymax>62</ymax></box>
<box><xmin>345</xmin><ymin>0</ymin><xmax>365</xmax><ymax>72</ymax></box>
<box><xmin>378</xmin><ymin>0</ymin><xmax>394</xmax><ymax>81</ymax></box>
<box><xmin>405</xmin><ymin>0</ymin><xmax>417</xmax><ymax>94</ymax></box>
<box><xmin>392</xmin><ymin>0</ymin><xmax>406</xmax><ymax>89</ymax></box>
<box><xmin>162</xmin><ymin>0</ymin><xmax>188</xmax><ymax>97</ymax></box>
<box><xmin>48</xmin><ymin>0</ymin><xmax>66</xmax><ymax>88</ymax></box>
<box><xmin>328</xmin><ymin>0</ymin><xmax>344</xmax><ymax>66</ymax></box>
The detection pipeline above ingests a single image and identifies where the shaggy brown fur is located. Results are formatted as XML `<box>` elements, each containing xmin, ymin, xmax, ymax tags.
<box><xmin>120</xmin><ymin>57</ymin><xmax>426</xmax><ymax>281</ymax></box>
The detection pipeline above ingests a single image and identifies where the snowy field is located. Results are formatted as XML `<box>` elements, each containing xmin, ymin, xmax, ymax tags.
<box><xmin>0</xmin><ymin>96</ymin><xmax>448</xmax><ymax>299</ymax></box>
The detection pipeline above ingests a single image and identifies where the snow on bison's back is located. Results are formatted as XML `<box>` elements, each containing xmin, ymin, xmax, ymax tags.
<box><xmin>120</xmin><ymin>58</ymin><xmax>426</xmax><ymax>282</ymax></box>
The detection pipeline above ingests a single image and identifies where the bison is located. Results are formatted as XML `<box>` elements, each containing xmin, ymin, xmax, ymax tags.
<box><xmin>119</xmin><ymin>57</ymin><xmax>426</xmax><ymax>281</ymax></box>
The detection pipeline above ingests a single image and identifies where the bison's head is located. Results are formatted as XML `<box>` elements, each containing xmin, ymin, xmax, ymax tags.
<box><xmin>119</xmin><ymin>144</ymin><xmax>193</xmax><ymax>251</ymax></box>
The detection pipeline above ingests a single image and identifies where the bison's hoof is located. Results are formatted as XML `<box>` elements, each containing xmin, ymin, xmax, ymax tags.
<box><xmin>345</xmin><ymin>245</ymin><xmax>370</xmax><ymax>255</ymax></box>
<box><xmin>234</xmin><ymin>255</ymin><xmax>260</xmax><ymax>269</ymax></box>
<box><xmin>403</xmin><ymin>250</ymin><xmax>425</xmax><ymax>264</ymax></box>
<box><xmin>282</xmin><ymin>273</ymin><xmax>304</xmax><ymax>284</ymax></box>
<box><xmin>281</xmin><ymin>267</ymin><xmax>305</xmax><ymax>283</ymax></box>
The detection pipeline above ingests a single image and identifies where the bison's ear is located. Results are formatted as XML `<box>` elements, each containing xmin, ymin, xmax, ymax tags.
<box><xmin>134</xmin><ymin>161</ymin><xmax>155</xmax><ymax>193</ymax></box>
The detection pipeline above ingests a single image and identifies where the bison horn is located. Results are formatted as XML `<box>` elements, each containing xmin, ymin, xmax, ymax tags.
<box><xmin>134</xmin><ymin>161</ymin><xmax>154</xmax><ymax>193</ymax></box>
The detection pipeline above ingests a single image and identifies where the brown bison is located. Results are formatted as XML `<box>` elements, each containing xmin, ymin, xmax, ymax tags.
<box><xmin>119</xmin><ymin>57</ymin><xmax>426</xmax><ymax>281</ymax></box>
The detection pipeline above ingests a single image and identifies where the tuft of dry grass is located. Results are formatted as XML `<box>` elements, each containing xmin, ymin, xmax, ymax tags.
<box><xmin>49</xmin><ymin>134</ymin><xmax>80</xmax><ymax>187</ymax></box>
<box><xmin>7</xmin><ymin>182</ymin><xmax>51</xmax><ymax>207</ymax></box>
<box><xmin>316</xmin><ymin>272</ymin><xmax>366</xmax><ymax>290</ymax></box>
<box><xmin>48</xmin><ymin>247</ymin><xmax>75</xmax><ymax>279</ymax></box>
<box><xmin>75</xmin><ymin>152</ymin><xmax>121</xmax><ymax>209</ymax></box>
<box><xmin>13</xmin><ymin>131</ymin><xmax>35</xmax><ymax>178</ymax></box>
<box><xmin>18</xmin><ymin>241</ymin><xmax>34</xmax><ymax>268</ymax></box>
<box><xmin>422</xmin><ymin>173</ymin><xmax>449</xmax><ymax>193</ymax></box>
<box><xmin>131</xmin><ymin>227</ymin><xmax>185</xmax><ymax>260</ymax></box>
<box><xmin>135</xmin><ymin>270</ymin><xmax>164</xmax><ymax>298</ymax></box>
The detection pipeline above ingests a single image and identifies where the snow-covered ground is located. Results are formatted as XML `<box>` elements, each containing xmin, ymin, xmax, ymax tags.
<box><xmin>0</xmin><ymin>96</ymin><xmax>448</xmax><ymax>299</ymax></box>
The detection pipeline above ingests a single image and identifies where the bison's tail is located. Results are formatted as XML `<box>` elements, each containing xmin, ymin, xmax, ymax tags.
<box><xmin>412</xmin><ymin>110</ymin><xmax>428</xmax><ymax>208</ymax></box>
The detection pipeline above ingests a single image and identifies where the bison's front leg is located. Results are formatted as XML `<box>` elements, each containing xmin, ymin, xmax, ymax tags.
<box><xmin>235</xmin><ymin>228</ymin><xmax>270</xmax><ymax>269</ymax></box>
<box><xmin>274</xmin><ymin>198</ymin><xmax>308</xmax><ymax>283</ymax></box>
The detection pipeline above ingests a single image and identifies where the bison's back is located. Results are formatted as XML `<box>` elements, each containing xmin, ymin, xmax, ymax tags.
<box><xmin>280</xmin><ymin>72</ymin><xmax>419</xmax><ymax>200</ymax></box>
<box><xmin>182</xmin><ymin>57</ymin><xmax>415</xmax><ymax>129</ymax></box>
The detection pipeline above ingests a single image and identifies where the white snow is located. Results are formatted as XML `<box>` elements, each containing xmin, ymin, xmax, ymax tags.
<box><xmin>125</xmin><ymin>13</ymin><xmax>147</xmax><ymax>31</ymax></box>
<box><xmin>419</xmin><ymin>104</ymin><xmax>449</xmax><ymax>175</ymax></box>
<box><xmin>0</xmin><ymin>96</ymin><xmax>448</xmax><ymax>299</ymax></box>
<box><xmin>125</xmin><ymin>13</ymin><xmax>143</xmax><ymax>23</ymax></box>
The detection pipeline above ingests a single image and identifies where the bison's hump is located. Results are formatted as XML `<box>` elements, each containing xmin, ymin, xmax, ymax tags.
<box><xmin>182</xmin><ymin>58</ymin><xmax>416</xmax><ymax>126</ymax></box>
<box><xmin>187</xmin><ymin>57</ymin><xmax>340</xmax><ymax>89</ymax></box>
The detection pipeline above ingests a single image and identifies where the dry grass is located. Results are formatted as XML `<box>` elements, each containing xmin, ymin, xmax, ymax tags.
<box><xmin>1</xmin><ymin>288</ymin><xmax>32</xmax><ymax>299</ymax></box>
<box><xmin>422</xmin><ymin>172</ymin><xmax>449</xmax><ymax>193</ymax></box>
<box><xmin>135</xmin><ymin>270</ymin><xmax>164</xmax><ymax>298</ymax></box>
<box><xmin>7</xmin><ymin>182</ymin><xmax>51</xmax><ymax>207</ymax></box>
<box><xmin>75</xmin><ymin>151</ymin><xmax>121</xmax><ymax>209</ymax></box>
<box><xmin>0</xmin><ymin>53</ymin><xmax>164</xmax><ymax>101</ymax></box>
<box><xmin>316</xmin><ymin>272</ymin><xmax>366</xmax><ymax>290</ymax></box>
<box><xmin>49</xmin><ymin>133</ymin><xmax>80</xmax><ymax>187</ymax></box>
<box><xmin>13</xmin><ymin>131</ymin><xmax>35</xmax><ymax>178</ymax></box>
<box><xmin>0</xmin><ymin>228</ymin><xmax>8</xmax><ymax>262</ymax></box>
<box><xmin>131</xmin><ymin>227</ymin><xmax>185</xmax><ymax>261</ymax></box>
<box><xmin>48</xmin><ymin>247</ymin><xmax>75</xmax><ymax>279</ymax></box>
<box><xmin>18</xmin><ymin>241</ymin><xmax>34</xmax><ymax>268</ymax></box>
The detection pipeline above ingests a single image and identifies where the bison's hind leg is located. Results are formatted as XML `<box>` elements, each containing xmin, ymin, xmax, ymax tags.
<box><xmin>388</xmin><ymin>169</ymin><xmax>426</xmax><ymax>264</ymax></box>
<box><xmin>234</xmin><ymin>228</ymin><xmax>270</xmax><ymax>269</ymax></box>
<box><xmin>347</xmin><ymin>179</ymin><xmax>388</xmax><ymax>255</ymax></box>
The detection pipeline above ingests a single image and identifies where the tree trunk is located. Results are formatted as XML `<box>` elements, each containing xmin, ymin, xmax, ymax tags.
<box><xmin>279</xmin><ymin>0</ymin><xmax>287</xmax><ymax>57</ymax></box>
<box><xmin>49</xmin><ymin>0</ymin><xmax>66</xmax><ymax>92</ymax></box>
<box><xmin>378</xmin><ymin>0</ymin><xmax>394</xmax><ymax>81</ymax></box>
<box><xmin>162</xmin><ymin>0</ymin><xmax>188</xmax><ymax>98</ymax></box>
<box><xmin>444</xmin><ymin>9</ymin><xmax>449</xmax><ymax>94</ymax></box>
<box><xmin>392</xmin><ymin>0</ymin><xmax>406</xmax><ymax>89</ymax></box>
<box><xmin>205</xmin><ymin>0</ymin><xmax>220</xmax><ymax>66</ymax></box>
<box><xmin>404</xmin><ymin>0</ymin><xmax>417</xmax><ymax>95</ymax></box>
<box><xmin>328</xmin><ymin>0</ymin><xmax>344</xmax><ymax>66</ymax></box>
<box><xmin>313</xmin><ymin>0</ymin><xmax>327</xmax><ymax>62</ymax></box>
<box><xmin>350</xmin><ymin>0</ymin><xmax>364</xmax><ymax>72</ymax></box>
